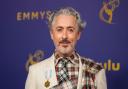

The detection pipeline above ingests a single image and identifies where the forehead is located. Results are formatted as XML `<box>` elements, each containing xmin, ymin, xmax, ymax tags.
<box><xmin>52</xmin><ymin>15</ymin><xmax>77</xmax><ymax>27</ymax></box>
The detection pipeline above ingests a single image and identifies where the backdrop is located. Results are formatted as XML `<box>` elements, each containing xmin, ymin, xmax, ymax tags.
<box><xmin>1</xmin><ymin>0</ymin><xmax>128</xmax><ymax>89</ymax></box>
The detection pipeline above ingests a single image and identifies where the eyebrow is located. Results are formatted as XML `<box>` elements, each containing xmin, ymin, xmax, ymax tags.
<box><xmin>67</xmin><ymin>26</ymin><xmax>75</xmax><ymax>29</ymax></box>
<box><xmin>56</xmin><ymin>26</ymin><xmax>63</xmax><ymax>29</ymax></box>
<box><xmin>55</xmin><ymin>26</ymin><xmax>75</xmax><ymax>29</ymax></box>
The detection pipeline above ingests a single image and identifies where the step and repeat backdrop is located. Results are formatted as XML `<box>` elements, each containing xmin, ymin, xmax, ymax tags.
<box><xmin>1</xmin><ymin>0</ymin><xmax>128</xmax><ymax>89</ymax></box>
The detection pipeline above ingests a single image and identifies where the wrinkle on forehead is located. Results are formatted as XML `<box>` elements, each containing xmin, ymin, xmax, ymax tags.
<box><xmin>51</xmin><ymin>15</ymin><xmax>78</xmax><ymax>30</ymax></box>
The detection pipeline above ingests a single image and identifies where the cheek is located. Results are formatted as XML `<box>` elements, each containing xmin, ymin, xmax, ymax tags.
<box><xmin>69</xmin><ymin>34</ymin><xmax>79</xmax><ymax>42</ymax></box>
<box><xmin>52</xmin><ymin>33</ymin><xmax>61</xmax><ymax>43</ymax></box>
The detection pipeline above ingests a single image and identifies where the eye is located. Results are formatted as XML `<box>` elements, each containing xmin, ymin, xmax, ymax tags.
<box><xmin>56</xmin><ymin>27</ymin><xmax>63</xmax><ymax>32</ymax></box>
<box><xmin>56</xmin><ymin>28</ymin><xmax>62</xmax><ymax>32</ymax></box>
<box><xmin>68</xmin><ymin>28</ymin><xmax>74</xmax><ymax>33</ymax></box>
<box><xmin>69</xmin><ymin>29</ymin><xmax>73</xmax><ymax>32</ymax></box>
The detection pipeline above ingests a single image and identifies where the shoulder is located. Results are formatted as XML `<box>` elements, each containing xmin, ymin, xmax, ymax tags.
<box><xmin>29</xmin><ymin>56</ymin><xmax>53</xmax><ymax>71</ymax></box>
<box><xmin>80</xmin><ymin>56</ymin><xmax>103</xmax><ymax>74</ymax></box>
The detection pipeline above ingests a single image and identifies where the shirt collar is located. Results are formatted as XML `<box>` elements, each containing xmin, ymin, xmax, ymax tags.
<box><xmin>54</xmin><ymin>51</ymin><xmax>79</xmax><ymax>66</ymax></box>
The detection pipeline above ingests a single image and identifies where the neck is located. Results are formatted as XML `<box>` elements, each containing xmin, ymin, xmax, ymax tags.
<box><xmin>55</xmin><ymin>51</ymin><xmax>74</xmax><ymax>58</ymax></box>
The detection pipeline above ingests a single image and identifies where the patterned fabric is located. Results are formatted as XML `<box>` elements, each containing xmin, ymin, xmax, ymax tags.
<box><xmin>81</xmin><ymin>70</ymin><xmax>97</xmax><ymax>89</ymax></box>
<box><xmin>52</xmin><ymin>52</ymin><xmax>79</xmax><ymax>89</ymax></box>
<box><xmin>51</xmin><ymin>52</ymin><xmax>103</xmax><ymax>89</ymax></box>
<box><xmin>54</xmin><ymin>52</ymin><xmax>79</xmax><ymax>81</ymax></box>
<box><xmin>57</xmin><ymin>58</ymin><xmax>69</xmax><ymax>83</ymax></box>
<box><xmin>81</xmin><ymin>57</ymin><xmax>103</xmax><ymax>74</ymax></box>
<box><xmin>81</xmin><ymin>57</ymin><xmax>103</xmax><ymax>89</ymax></box>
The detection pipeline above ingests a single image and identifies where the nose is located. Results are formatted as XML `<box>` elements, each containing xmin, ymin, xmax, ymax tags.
<box><xmin>62</xmin><ymin>30</ymin><xmax>68</xmax><ymax>39</ymax></box>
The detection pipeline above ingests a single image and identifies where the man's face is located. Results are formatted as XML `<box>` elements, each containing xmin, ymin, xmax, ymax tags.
<box><xmin>50</xmin><ymin>15</ymin><xmax>81</xmax><ymax>56</ymax></box>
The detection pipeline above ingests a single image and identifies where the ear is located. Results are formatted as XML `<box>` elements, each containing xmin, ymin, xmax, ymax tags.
<box><xmin>50</xmin><ymin>29</ymin><xmax>53</xmax><ymax>40</ymax></box>
<box><xmin>77</xmin><ymin>31</ymin><xmax>81</xmax><ymax>40</ymax></box>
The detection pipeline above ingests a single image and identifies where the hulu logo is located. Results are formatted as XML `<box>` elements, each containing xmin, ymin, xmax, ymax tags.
<box><xmin>102</xmin><ymin>59</ymin><xmax>120</xmax><ymax>71</ymax></box>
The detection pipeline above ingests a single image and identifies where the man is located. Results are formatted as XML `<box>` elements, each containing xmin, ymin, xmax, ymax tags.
<box><xmin>25</xmin><ymin>7</ymin><xmax>107</xmax><ymax>89</ymax></box>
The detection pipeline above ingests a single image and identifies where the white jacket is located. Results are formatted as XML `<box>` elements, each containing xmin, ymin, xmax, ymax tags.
<box><xmin>25</xmin><ymin>54</ymin><xmax>107</xmax><ymax>89</ymax></box>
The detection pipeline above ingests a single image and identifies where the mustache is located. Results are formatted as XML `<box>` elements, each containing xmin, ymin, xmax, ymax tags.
<box><xmin>59</xmin><ymin>39</ymin><xmax>71</xmax><ymax>44</ymax></box>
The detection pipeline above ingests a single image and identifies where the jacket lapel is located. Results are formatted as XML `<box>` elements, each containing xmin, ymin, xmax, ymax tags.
<box><xmin>43</xmin><ymin>54</ymin><xmax>58</xmax><ymax>89</ymax></box>
<box><xmin>77</xmin><ymin>54</ymin><xmax>83</xmax><ymax>89</ymax></box>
